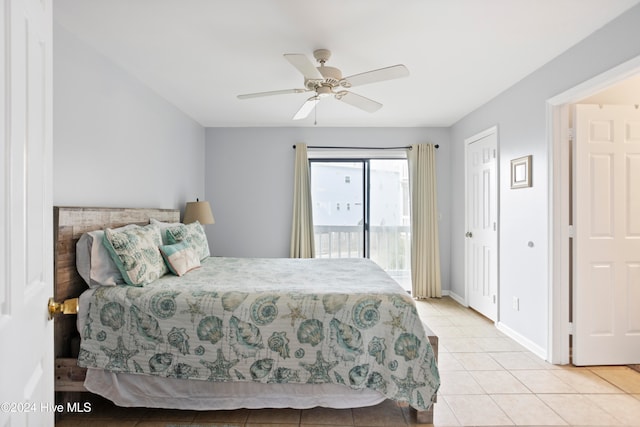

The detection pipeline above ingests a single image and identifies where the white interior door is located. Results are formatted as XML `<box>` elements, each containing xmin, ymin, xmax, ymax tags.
<box><xmin>465</xmin><ymin>128</ymin><xmax>498</xmax><ymax>321</ymax></box>
<box><xmin>573</xmin><ymin>104</ymin><xmax>640</xmax><ymax>366</ymax></box>
<box><xmin>0</xmin><ymin>0</ymin><xmax>54</xmax><ymax>424</ymax></box>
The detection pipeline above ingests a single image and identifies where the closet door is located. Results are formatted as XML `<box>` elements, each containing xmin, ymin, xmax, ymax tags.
<box><xmin>465</xmin><ymin>128</ymin><xmax>498</xmax><ymax>322</ymax></box>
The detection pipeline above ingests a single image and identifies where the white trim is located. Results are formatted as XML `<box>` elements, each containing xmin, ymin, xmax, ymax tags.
<box><xmin>497</xmin><ymin>321</ymin><xmax>547</xmax><ymax>361</ymax></box>
<box><xmin>547</xmin><ymin>54</ymin><xmax>640</xmax><ymax>365</ymax></box>
<box><xmin>464</xmin><ymin>126</ymin><xmax>498</xmax><ymax>144</ymax></box>
<box><xmin>446</xmin><ymin>290</ymin><xmax>467</xmax><ymax>307</ymax></box>
<box><xmin>546</xmin><ymin>103</ymin><xmax>572</xmax><ymax>365</ymax></box>
<box><xmin>547</xmin><ymin>55</ymin><xmax>640</xmax><ymax>105</ymax></box>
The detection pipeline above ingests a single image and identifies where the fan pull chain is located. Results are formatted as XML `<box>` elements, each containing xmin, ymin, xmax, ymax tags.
<box><xmin>314</xmin><ymin>101</ymin><xmax>317</xmax><ymax>126</ymax></box>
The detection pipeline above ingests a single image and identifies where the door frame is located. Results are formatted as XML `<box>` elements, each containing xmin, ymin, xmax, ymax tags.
<box><xmin>464</xmin><ymin>125</ymin><xmax>499</xmax><ymax>321</ymax></box>
<box><xmin>547</xmin><ymin>54</ymin><xmax>640</xmax><ymax>364</ymax></box>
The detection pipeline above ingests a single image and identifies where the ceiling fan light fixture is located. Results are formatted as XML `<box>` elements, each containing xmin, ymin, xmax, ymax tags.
<box><xmin>316</xmin><ymin>86</ymin><xmax>333</xmax><ymax>97</ymax></box>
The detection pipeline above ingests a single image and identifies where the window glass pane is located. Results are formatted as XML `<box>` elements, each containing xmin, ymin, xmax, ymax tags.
<box><xmin>311</xmin><ymin>162</ymin><xmax>364</xmax><ymax>258</ymax></box>
<box><xmin>370</xmin><ymin>159</ymin><xmax>411</xmax><ymax>292</ymax></box>
<box><xmin>310</xmin><ymin>158</ymin><xmax>412</xmax><ymax>294</ymax></box>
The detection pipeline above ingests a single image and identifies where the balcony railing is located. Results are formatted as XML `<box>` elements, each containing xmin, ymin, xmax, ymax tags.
<box><xmin>313</xmin><ymin>225</ymin><xmax>412</xmax><ymax>291</ymax></box>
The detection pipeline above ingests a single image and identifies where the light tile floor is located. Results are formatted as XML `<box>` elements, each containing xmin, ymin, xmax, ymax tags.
<box><xmin>56</xmin><ymin>296</ymin><xmax>640</xmax><ymax>426</ymax></box>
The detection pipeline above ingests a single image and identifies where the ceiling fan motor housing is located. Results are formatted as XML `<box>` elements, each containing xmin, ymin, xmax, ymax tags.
<box><xmin>319</xmin><ymin>66</ymin><xmax>342</xmax><ymax>85</ymax></box>
<box><xmin>305</xmin><ymin>65</ymin><xmax>343</xmax><ymax>90</ymax></box>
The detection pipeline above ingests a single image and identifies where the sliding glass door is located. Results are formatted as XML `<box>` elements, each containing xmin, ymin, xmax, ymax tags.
<box><xmin>310</xmin><ymin>158</ymin><xmax>411</xmax><ymax>292</ymax></box>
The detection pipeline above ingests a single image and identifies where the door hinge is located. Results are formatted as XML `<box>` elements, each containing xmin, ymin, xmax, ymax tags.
<box><xmin>568</xmin><ymin>225</ymin><xmax>575</xmax><ymax>238</ymax></box>
<box><xmin>567</xmin><ymin>127</ymin><xmax>574</xmax><ymax>141</ymax></box>
<box><xmin>493</xmin><ymin>149</ymin><xmax>497</xmax><ymax>159</ymax></box>
<box><xmin>568</xmin><ymin>322</ymin><xmax>574</xmax><ymax>335</ymax></box>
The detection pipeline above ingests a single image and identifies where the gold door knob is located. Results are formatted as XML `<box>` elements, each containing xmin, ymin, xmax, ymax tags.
<box><xmin>48</xmin><ymin>297</ymin><xmax>79</xmax><ymax>320</ymax></box>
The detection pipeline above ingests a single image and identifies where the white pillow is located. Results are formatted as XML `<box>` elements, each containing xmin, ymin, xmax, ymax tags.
<box><xmin>150</xmin><ymin>218</ymin><xmax>183</xmax><ymax>244</ymax></box>
<box><xmin>76</xmin><ymin>224</ymin><xmax>138</xmax><ymax>288</ymax></box>
<box><xmin>159</xmin><ymin>241</ymin><xmax>201</xmax><ymax>276</ymax></box>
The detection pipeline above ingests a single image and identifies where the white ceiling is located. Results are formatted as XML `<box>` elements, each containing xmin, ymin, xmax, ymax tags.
<box><xmin>53</xmin><ymin>0</ymin><xmax>639</xmax><ymax>127</ymax></box>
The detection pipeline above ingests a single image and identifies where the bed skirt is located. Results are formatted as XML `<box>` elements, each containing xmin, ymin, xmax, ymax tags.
<box><xmin>84</xmin><ymin>368</ymin><xmax>387</xmax><ymax>410</ymax></box>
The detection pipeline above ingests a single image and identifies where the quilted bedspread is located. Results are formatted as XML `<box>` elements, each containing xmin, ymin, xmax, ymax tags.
<box><xmin>78</xmin><ymin>257</ymin><xmax>440</xmax><ymax>410</ymax></box>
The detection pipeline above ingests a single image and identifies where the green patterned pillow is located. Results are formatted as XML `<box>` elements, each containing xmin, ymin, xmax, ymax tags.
<box><xmin>102</xmin><ymin>224</ymin><xmax>168</xmax><ymax>286</ymax></box>
<box><xmin>165</xmin><ymin>221</ymin><xmax>210</xmax><ymax>260</ymax></box>
<box><xmin>159</xmin><ymin>241</ymin><xmax>201</xmax><ymax>276</ymax></box>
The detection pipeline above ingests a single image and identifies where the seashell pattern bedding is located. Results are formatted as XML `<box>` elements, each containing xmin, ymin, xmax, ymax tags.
<box><xmin>78</xmin><ymin>256</ymin><xmax>440</xmax><ymax>411</ymax></box>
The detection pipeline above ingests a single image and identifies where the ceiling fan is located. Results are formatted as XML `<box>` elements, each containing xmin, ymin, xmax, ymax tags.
<box><xmin>237</xmin><ymin>49</ymin><xmax>409</xmax><ymax>120</ymax></box>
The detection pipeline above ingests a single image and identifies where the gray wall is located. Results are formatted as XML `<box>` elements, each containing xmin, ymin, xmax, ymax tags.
<box><xmin>205</xmin><ymin>127</ymin><xmax>452</xmax><ymax>290</ymax></box>
<box><xmin>53</xmin><ymin>24</ymin><xmax>205</xmax><ymax>211</ymax></box>
<box><xmin>449</xmin><ymin>4</ymin><xmax>640</xmax><ymax>351</ymax></box>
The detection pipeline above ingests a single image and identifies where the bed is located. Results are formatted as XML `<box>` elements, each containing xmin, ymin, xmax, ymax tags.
<box><xmin>53</xmin><ymin>206</ymin><xmax>439</xmax><ymax>422</ymax></box>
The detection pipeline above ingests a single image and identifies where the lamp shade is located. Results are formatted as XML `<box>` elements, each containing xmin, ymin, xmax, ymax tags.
<box><xmin>183</xmin><ymin>201</ymin><xmax>215</xmax><ymax>225</ymax></box>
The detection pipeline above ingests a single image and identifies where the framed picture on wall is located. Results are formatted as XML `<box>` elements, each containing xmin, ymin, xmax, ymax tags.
<box><xmin>510</xmin><ymin>155</ymin><xmax>532</xmax><ymax>189</ymax></box>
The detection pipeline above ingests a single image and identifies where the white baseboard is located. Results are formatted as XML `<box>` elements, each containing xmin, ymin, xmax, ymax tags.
<box><xmin>446</xmin><ymin>290</ymin><xmax>467</xmax><ymax>307</ymax></box>
<box><xmin>438</xmin><ymin>290</ymin><xmax>548</xmax><ymax>361</ymax></box>
<box><xmin>496</xmin><ymin>321</ymin><xmax>548</xmax><ymax>361</ymax></box>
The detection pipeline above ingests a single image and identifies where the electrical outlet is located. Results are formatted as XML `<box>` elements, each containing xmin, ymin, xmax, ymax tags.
<box><xmin>513</xmin><ymin>297</ymin><xmax>519</xmax><ymax>311</ymax></box>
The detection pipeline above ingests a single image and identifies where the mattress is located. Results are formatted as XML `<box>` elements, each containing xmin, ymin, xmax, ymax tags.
<box><xmin>77</xmin><ymin>257</ymin><xmax>439</xmax><ymax>410</ymax></box>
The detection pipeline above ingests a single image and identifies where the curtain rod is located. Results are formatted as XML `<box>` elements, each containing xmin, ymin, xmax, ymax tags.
<box><xmin>292</xmin><ymin>144</ymin><xmax>439</xmax><ymax>150</ymax></box>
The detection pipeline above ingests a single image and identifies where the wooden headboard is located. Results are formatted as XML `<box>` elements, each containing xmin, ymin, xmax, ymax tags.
<box><xmin>53</xmin><ymin>206</ymin><xmax>180</xmax><ymax>359</ymax></box>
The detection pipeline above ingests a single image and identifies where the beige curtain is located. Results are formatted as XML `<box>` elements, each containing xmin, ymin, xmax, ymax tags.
<box><xmin>408</xmin><ymin>144</ymin><xmax>441</xmax><ymax>298</ymax></box>
<box><xmin>290</xmin><ymin>143</ymin><xmax>315</xmax><ymax>258</ymax></box>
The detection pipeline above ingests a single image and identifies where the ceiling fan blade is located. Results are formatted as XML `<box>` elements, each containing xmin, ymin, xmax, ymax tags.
<box><xmin>337</xmin><ymin>91</ymin><xmax>382</xmax><ymax>113</ymax></box>
<box><xmin>293</xmin><ymin>96</ymin><xmax>319</xmax><ymax>120</ymax></box>
<box><xmin>342</xmin><ymin>64</ymin><xmax>409</xmax><ymax>88</ymax></box>
<box><xmin>237</xmin><ymin>88</ymin><xmax>307</xmax><ymax>99</ymax></box>
<box><xmin>284</xmin><ymin>54</ymin><xmax>323</xmax><ymax>80</ymax></box>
